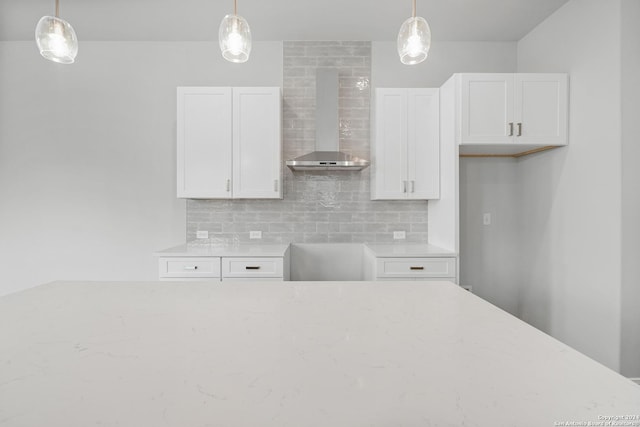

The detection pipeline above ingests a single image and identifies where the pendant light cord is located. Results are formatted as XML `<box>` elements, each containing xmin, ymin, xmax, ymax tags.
<box><xmin>234</xmin><ymin>0</ymin><xmax>237</xmax><ymax>15</ymax></box>
<box><xmin>412</xmin><ymin>0</ymin><xmax>416</xmax><ymax>17</ymax></box>
<box><xmin>55</xmin><ymin>0</ymin><xmax>60</xmax><ymax>17</ymax></box>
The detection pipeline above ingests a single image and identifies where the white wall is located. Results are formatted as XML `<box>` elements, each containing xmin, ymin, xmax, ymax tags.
<box><xmin>373</xmin><ymin>41</ymin><xmax>520</xmax><ymax>313</ymax></box>
<box><xmin>459</xmin><ymin>158</ymin><xmax>520</xmax><ymax>315</ymax></box>
<box><xmin>516</xmin><ymin>0</ymin><xmax>622</xmax><ymax>370</ymax></box>
<box><xmin>0</xmin><ymin>41</ymin><xmax>283</xmax><ymax>296</ymax></box>
<box><xmin>372</xmin><ymin>41</ymin><xmax>517</xmax><ymax>87</ymax></box>
<box><xmin>620</xmin><ymin>0</ymin><xmax>640</xmax><ymax>377</ymax></box>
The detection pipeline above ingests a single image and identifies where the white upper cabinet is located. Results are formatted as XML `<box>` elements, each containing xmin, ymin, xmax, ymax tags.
<box><xmin>371</xmin><ymin>88</ymin><xmax>440</xmax><ymax>200</ymax></box>
<box><xmin>177</xmin><ymin>87</ymin><xmax>282</xmax><ymax>199</ymax></box>
<box><xmin>461</xmin><ymin>74</ymin><xmax>514</xmax><ymax>144</ymax></box>
<box><xmin>232</xmin><ymin>88</ymin><xmax>282</xmax><ymax>198</ymax></box>
<box><xmin>514</xmin><ymin>74</ymin><xmax>568</xmax><ymax>145</ymax></box>
<box><xmin>459</xmin><ymin>73</ymin><xmax>568</xmax><ymax>151</ymax></box>
<box><xmin>177</xmin><ymin>87</ymin><xmax>232</xmax><ymax>199</ymax></box>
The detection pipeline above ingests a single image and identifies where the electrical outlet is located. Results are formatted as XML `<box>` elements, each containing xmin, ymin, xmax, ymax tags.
<box><xmin>393</xmin><ymin>231</ymin><xmax>406</xmax><ymax>240</ymax></box>
<box><xmin>483</xmin><ymin>213</ymin><xmax>491</xmax><ymax>226</ymax></box>
<box><xmin>249</xmin><ymin>231</ymin><xmax>262</xmax><ymax>239</ymax></box>
<box><xmin>196</xmin><ymin>230</ymin><xmax>209</xmax><ymax>239</ymax></box>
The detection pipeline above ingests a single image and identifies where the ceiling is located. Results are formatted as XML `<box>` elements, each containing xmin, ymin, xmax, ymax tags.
<box><xmin>0</xmin><ymin>0</ymin><xmax>570</xmax><ymax>42</ymax></box>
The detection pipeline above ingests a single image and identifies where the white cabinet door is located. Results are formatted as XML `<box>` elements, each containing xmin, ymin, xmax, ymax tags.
<box><xmin>372</xmin><ymin>88</ymin><xmax>440</xmax><ymax>200</ymax></box>
<box><xmin>232</xmin><ymin>88</ymin><xmax>282</xmax><ymax>199</ymax></box>
<box><xmin>408</xmin><ymin>89</ymin><xmax>440</xmax><ymax>199</ymax></box>
<box><xmin>372</xmin><ymin>89</ymin><xmax>408</xmax><ymax>200</ymax></box>
<box><xmin>177</xmin><ymin>87</ymin><xmax>232</xmax><ymax>199</ymax></box>
<box><xmin>514</xmin><ymin>74</ymin><xmax>568</xmax><ymax>145</ymax></box>
<box><xmin>460</xmin><ymin>74</ymin><xmax>514</xmax><ymax>144</ymax></box>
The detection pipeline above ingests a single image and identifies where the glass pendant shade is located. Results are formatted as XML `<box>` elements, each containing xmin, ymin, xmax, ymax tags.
<box><xmin>219</xmin><ymin>14</ymin><xmax>251</xmax><ymax>63</ymax></box>
<box><xmin>397</xmin><ymin>16</ymin><xmax>431</xmax><ymax>65</ymax></box>
<box><xmin>35</xmin><ymin>15</ymin><xmax>78</xmax><ymax>64</ymax></box>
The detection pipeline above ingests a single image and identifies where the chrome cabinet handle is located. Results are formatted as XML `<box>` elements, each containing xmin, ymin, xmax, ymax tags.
<box><xmin>517</xmin><ymin>123</ymin><xmax>522</xmax><ymax>137</ymax></box>
<box><xmin>274</xmin><ymin>179</ymin><xmax>278</xmax><ymax>192</ymax></box>
<box><xmin>184</xmin><ymin>266</ymin><xmax>198</xmax><ymax>270</ymax></box>
<box><xmin>245</xmin><ymin>266</ymin><xmax>261</xmax><ymax>270</ymax></box>
<box><xmin>226</xmin><ymin>179</ymin><xmax>231</xmax><ymax>192</ymax></box>
<box><xmin>410</xmin><ymin>180</ymin><xmax>415</xmax><ymax>193</ymax></box>
<box><xmin>403</xmin><ymin>181</ymin><xmax>407</xmax><ymax>193</ymax></box>
<box><xmin>508</xmin><ymin>122</ymin><xmax>514</xmax><ymax>136</ymax></box>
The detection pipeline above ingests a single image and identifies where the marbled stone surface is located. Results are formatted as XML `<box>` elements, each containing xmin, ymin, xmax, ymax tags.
<box><xmin>1</xmin><ymin>281</ymin><xmax>638</xmax><ymax>426</ymax></box>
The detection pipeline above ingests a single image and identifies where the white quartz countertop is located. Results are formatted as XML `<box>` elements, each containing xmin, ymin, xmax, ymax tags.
<box><xmin>154</xmin><ymin>242</ymin><xmax>290</xmax><ymax>257</ymax></box>
<box><xmin>1</xmin><ymin>281</ymin><xmax>638</xmax><ymax>426</ymax></box>
<box><xmin>364</xmin><ymin>243</ymin><xmax>457</xmax><ymax>257</ymax></box>
<box><xmin>156</xmin><ymin>242</ymin><xmax>456</xmax><ymax>258</ymax></box>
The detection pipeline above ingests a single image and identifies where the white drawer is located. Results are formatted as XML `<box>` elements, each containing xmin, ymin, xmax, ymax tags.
<box><xmin>222</xmin><ymin>257</ymin><xmax>284</xmax><ymax>278</ymax></box>
<box><xmin>159</xmin><ymin>257</ymin><xmax>221</xmax><ymax>278</ymax></box>
<box><xmin>376</xmin><ymin>257</ymin><xmax>456</xmax><ymax>278</ymax></box>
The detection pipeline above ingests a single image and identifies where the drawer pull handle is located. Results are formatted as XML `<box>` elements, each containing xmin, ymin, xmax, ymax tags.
<box><xmin>184</xmin><ymin>266</ymin><xmax>198</xmax><ymax>270</ymax></box>
<box><xmin>410</xmin><ymin>266</ymin><xmax>424</xmax><ymax>270</ymax></box>
<box><xmin>245</xmin><ymin>266</ymin><xmax>261</xmax><ymax>270</ymax></box>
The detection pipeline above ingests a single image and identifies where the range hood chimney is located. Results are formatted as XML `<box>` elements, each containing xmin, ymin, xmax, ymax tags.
<box><xmin>286</xmin><ymin>68</ymin><xmax>369</xmax><ymax>171</ymax></box>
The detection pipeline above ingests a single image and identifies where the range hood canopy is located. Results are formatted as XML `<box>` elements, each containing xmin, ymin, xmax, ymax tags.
<box><xmin>286</xmin><ymin>68</ymin><xmax>369</xmax><ymax>171</ymax></box>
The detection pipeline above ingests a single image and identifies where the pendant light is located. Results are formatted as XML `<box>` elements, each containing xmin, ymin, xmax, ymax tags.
<box><xmin>35</xmin><ymin>0</ymin><xmax>78</xmax><ymax>64</ymax></box>
<box><xmin>219</xmin><ymin>0</ymin><xmax>251</xmax><ymax>63</ymax></box>
<box><xmin>397</xmin><ymin>0</ymin><xmax>431</xmax><ymax>65</ymax></box>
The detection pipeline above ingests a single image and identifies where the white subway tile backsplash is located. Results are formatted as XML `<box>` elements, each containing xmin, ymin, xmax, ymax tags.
<box><xmin>186</xmin><ymin>41</ymin><xmax>428</xmax><ymax>244</ymax></box>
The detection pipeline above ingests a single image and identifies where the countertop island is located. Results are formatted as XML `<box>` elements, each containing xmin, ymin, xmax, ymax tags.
<box><xmin>1</xmin><ymin>280</ymin><xmax>638</xmax><ymax>426</ymax></box>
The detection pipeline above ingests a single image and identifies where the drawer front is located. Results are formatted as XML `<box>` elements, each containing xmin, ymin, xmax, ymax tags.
<box><xmin>159</xmin><ymin>257</ymin><xmax>221</xmax><ymax>278</ymax></box>
<box><xmin>222</xmin><ymin>257</ymin><xmax>283</xmax><ymax>278</ymax></box>
<box><xmin>376</xmin><ymin>257</ymin><xmax>456</xmax><ymax>278</ymax></box>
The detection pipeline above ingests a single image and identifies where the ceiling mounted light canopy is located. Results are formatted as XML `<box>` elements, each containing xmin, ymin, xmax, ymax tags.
<box><xmin>219</xmin><ymin>0</ymin><xmax>252</xmax><ymax>63</ymax></box>
<box><xmin>397</xmin><ymin>0</ymin><xmax>431</xmax><ymax>65</ymax></box>
<box><xmin>35</xmin><ymin>0</ymin><xmax>78</xmax><ymax>64</ymax></box>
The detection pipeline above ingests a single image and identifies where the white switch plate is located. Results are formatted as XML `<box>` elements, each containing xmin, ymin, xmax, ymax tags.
<box><xmin>196</xmin><ymin>230</ymin><xmax>209</xmax><ymax>239</ymax></box>
<box><xmin>250</xmin><ymin>231</ymin><xmax>262</xmax><ymax>239</ymax></box>
<box><xmin>483</xmin><ymin>213</ymin><xmax>491</xmax><ymax>226</ymax></box>
<box><xmin>393</xmin><ymin>231</ymin><xmax>406</xmax><ymax>240</ymax></box>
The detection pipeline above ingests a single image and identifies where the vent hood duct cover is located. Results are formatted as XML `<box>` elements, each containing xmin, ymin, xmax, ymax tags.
<box><xmin>286</xmin><ymin>68</ymin><xmax>369</xmax><ymax>171</ymax></box>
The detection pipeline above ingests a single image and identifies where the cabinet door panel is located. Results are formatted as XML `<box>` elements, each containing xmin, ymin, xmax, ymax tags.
<box><xmin>408</xmin><ymin>89</ymin><xmax>440</xmax><ymax>199</ymax></box>
<box><xmin>177</xmin><ymin>88</ymin><xmax>232</xmax><ymax>198</ymax></box>
<box><xmin>233</xmin><ymin>88</ymin><xmax>282</xmax><ymax>199</ymax></box>
<box><xmin>460</xmin><ymin>74</ymin><xmax>514</xmax><ymax>144</ymax></box>
<box><xmin>514</xmin><ymin>74</ymin><xmax>568</xmax><ymax>145</ymax></box>
<box><xmin>372</xmin><ymin>89</ymin><xmax>408</xmax><ymax>200</ymax></box>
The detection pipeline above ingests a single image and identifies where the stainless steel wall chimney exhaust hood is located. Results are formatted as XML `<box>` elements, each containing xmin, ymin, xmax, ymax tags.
<box><xmin>286</xmin><ymin>68</ymin><xmax>369</xmax><ymax>171</ymax></box>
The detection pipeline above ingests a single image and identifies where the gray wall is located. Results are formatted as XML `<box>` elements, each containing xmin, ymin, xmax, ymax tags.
<box><xmin>188</xmin><ymin>41</ymin><xmax>519</xmax><ymax>248</ymax></box>
<box><xmin>370</xmin><ymin>40</ymin><xmax>522</xmax><ymax>315</ymax></box>
<box><xmin>621</xmin><ymin>0</ymin><xmax>640</xmax><ymax>377</ymax></box>
<box><xmin>1</xmin><ymin>39</ymin><xmax>519</xmax><ymax>295</ymax></box>
<box><xmin>372</xmin><ymin>41</ymin><xmax>517</xmax><ymax>87</ymax></box>
<box><xmin>188</xmin><ymin>41</ymin><xmax>430</xmax><ymax>245</ymax></box>
<box><xmin>0</xmin><ymin>41</ymin><xmax>282</xmax><ymax>296</ymax></box>
<box><xmin>517</xmin><ymin>0</ymin><xmax>623</xmax><ymax>371</ymax></box>
<box><xmin>459</xmin><ymin>158</ymin><xmax>520</xmax><ymax>315</ymax></box>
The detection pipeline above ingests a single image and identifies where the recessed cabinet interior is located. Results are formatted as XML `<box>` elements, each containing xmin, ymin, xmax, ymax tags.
<box><xmin>371</xmin><ymin>88</ymin><xmax>440</xmax><ymax>200</ymax></box>
<box><xmin>457</xmin><ymin>73</ymin><xmax>568</xmax><ymax>155</ymax></box>
<box><xmin>177</xmin><ymin>87</ymin><xmax>282</xmax><ymax>199</ymax></box>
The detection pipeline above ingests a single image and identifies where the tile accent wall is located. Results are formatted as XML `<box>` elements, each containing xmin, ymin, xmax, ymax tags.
<box><xmin>186</xmin><ymin>41</ymin><xmax>428</xmax><ymax>244</ymax></box>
